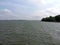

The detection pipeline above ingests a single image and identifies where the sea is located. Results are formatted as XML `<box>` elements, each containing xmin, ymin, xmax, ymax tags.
<box><xmin>0</xmin><ymin>20</ymin><xmax>60</xmax><ymax>45</ymax></box>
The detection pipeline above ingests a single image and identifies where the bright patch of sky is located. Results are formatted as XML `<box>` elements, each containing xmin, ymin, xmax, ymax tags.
<box><xmin>0</xmin><ymin>0</ymin><xmax>60</xmax><ymax>20</ymax></box>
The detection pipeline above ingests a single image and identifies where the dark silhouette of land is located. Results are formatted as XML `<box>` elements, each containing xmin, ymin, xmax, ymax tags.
<box><xmin>41</xmin><ymin>15</ymin><xmax>60</xmax><ymax>22</ymax></box>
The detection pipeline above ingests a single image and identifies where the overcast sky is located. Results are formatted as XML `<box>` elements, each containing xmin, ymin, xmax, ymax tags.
<box><xmin>0</xmin><ymin>0</ymin><xmax>60</xmax><ymax>20</ymax></box>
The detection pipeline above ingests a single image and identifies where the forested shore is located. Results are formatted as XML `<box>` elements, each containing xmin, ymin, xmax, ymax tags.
<box><xmin>41</xmin><ymin>15</ymin><xmax>60</xmax><ymax>22</ymax></box>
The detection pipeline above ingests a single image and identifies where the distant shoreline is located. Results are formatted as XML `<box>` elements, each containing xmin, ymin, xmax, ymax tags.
<box><xmin>41</xmin><ymin>15</ymin><xmax>60</xmax><ymax>22</ymax></box>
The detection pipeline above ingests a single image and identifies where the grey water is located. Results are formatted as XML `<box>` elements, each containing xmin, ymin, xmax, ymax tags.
<box><xmin>0</xmin><ymin>20</ymin><xmax>60</xmax><ymax>45</ymax></box>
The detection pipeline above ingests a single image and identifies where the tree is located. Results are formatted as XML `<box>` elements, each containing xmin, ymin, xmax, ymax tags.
<box><xmin>41</xmin><ymin>16</ymin><xmax>55</xmax><ymax>22</ymax></box>
<box><xmin>55</xmin><ymin>15</ymin><xmax>60</xmax><ymax>22</ymax></box>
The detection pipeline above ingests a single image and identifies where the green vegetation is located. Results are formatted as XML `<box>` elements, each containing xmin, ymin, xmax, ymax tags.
<box><xmin>41</xmin><ymin>15</ymin><xmax>60</xmax><ymax>22</ymax></box>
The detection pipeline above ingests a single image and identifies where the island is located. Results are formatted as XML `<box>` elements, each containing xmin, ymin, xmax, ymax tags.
<box><xmin>41</xmin><ymin>15</ymin><xmax>60</xmax><ymax>22</ymax></box>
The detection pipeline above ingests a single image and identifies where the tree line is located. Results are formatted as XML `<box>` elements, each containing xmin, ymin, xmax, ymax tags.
<box><xmin>41</xmin><ymin>15</ymin><xmax>60</xmax><ymax>22</ymax></box>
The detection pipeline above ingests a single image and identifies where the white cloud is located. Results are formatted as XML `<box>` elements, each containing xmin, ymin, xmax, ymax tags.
<box><xmin>28</xmin><ymin>0</ymin><xmax>47</xmax><ymax>5</ymax></box>
<box><xmin>28</xmin><ymin>0</ymin><xmax>58</xmax><ymax>5</ymax></box>
<box><xmin>31</xmin><ymin>0</ymin><xmax>60</xmax><ymax>19</ymax></box>
<box><xmin>47</xmin><ymin>8</ymin><xmax>60</xmax><ymax>15</ymax></box>
<box><xmin>3</xmin><ymin>9</ymin><xmax>12</xmax><ymax>13</ymax></box>
<box><xmin>0</xmin><ymin>9</ymin><xmax>38</xmax><ymax>20</ymax></box>
<box><xmin>0</xmin><ymin>9</ymin><xmax>14</xmax><ymax>16</ymax></box>
<box><xmin>0</xmin><ymin>0</ymin><xmax>60</xmax><ymax>20</ymax></box>
<box><xmin>0</xmin><ymin>9</ymin><xmax>19</xmax><ymax>20</ymax></box>
<box><xmin>32</xmin><ymin>10</ymin><xmax>49</xmax><ymax>19</ymax></box>
<box><xmin>46</xmin><ymin>3</ymin><xmax>60</xmax><ymax>15</ymax></box>
<box><xmin>32</xmin><ymin>6</ymin><xmax>60</xmax><ymax>19</ymax></box>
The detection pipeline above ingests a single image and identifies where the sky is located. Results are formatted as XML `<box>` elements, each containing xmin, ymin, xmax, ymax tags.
<box><xmin>0</xmin><ymin>0</ymin><xmax>60</xmax><ymax>20</ymax></box>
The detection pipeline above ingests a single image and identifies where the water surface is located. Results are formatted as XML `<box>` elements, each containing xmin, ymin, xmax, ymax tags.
<box><xmin>0</xmin><ymin>20</ymin><xmax>60</xmax><ymax>45</ymax></box>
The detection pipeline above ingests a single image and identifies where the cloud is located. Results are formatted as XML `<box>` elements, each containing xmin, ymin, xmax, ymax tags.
<box><xmin>3</xmin><ymin>9</ymin><xmax>11</xmax><ymax>12</ymax></box>
<box><xmin>32</xmin><ymin>10</ymin><xmax>49</xmax><ymax>19</ymax></box>
<box><xmin>0</xmin><ymin>0</ymin><xmax>60</xmax><ymax>20</ymax></box>
<box><xmin>0</xmin><ymin>9</ymin><xmax>19</xmax><ymax>20</ymax></box>
<box><xmin>0</xmin><ymin>9</ymin><xmax>37</xmax><ymax>20</ymax></box>
<box><xmin>47</xmin><ymin>8</ymin><xmax>60</xmax><ymax>15</ymax></box>
<box><xmin>0</xmin><ymin>9</ymin><xmax>14</xmax><ymax>16</ymax></box>
<box><xmin>46</xmin><ymin>6</ymin><xmax>60</xmax><ymax>15</ymax></box>
<box><xmin>30</xmin><ymin>0</ymin><xmax>60</xmax><ymax>19</ymax></box>
<box><xmin>28</xmin><ymin>0</ymin><xmax>58</xmax><ymax>5</ymax></box>
<box><xmin>28</xmin><ymin>0</ymin><xmax>47</xmax><ymax>5</ymax></box>
<box><xmin>1</xmin><ymin>9</ymin><xmax>12</xmax><ymax>14</ymax></box>
<box><xmin>32</xmin><ymin>6</ymin><xmax>60</xmax><ymax>19</ymax></box>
